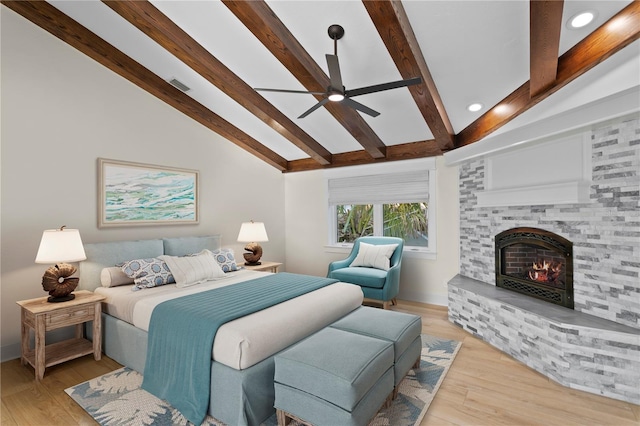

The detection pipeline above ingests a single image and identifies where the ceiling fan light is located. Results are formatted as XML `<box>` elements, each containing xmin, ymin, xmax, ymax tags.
<box><xmin>328</xmin><ymin>93</ymin><xmax>344</xmax><ymax>102</ymax></box>
<box><xmin>569</xmin><ymin>11</ymin><xmax>595</xmax><ymax>29</ymax></box>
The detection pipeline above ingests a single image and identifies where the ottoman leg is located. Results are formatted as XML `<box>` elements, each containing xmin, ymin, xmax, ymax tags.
<box><xmin>392</xmin><ymin>355</ymin><xmax>423</xmax><ymax>400</ymax></box>
<box><xmin>413</xmin><ymin>355</ymin><xmax>421</xmax><ymax>369</ymax></box>
<box><xmin>278</xmin><ymin>409</ymin><xmax>312</xmax><ymax>426</ymax></box>
<box><xmin>276</xmin><ymin>409</ymin><xmax>290</xmax><ymax>426</ymax></box>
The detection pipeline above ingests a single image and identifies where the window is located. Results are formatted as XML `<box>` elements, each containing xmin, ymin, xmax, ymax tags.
<box><xmin>326</xmin><ymin>159</ymin><xmax>436</xmax><ymax>255</ymax></box>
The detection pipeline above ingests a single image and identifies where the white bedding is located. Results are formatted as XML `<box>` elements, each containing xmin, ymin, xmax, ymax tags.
<box><xmin>95</xmin><ymin>270</ymin><xmax>363</xmax><ymax>370</ymax></box>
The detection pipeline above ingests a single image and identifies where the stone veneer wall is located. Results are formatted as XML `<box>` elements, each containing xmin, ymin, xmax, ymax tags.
<box><xmin>448</xmin><ymin>275</ymin><xmax>640</xmax><ymax>404</ymax></box>
<box><xmin>458</xmin><ymin>114</ymin><xmax>640</xmax><ymax>329</ymax></box>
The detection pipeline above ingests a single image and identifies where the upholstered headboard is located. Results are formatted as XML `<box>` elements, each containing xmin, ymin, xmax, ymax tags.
<box><xmin>78</xmin><ymin>235</ymin><xmax>222</xmax><ymax>291</ymax></box>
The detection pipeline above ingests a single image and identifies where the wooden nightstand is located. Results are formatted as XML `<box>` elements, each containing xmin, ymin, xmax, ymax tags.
<box><xmin>241</xmin><ymin>261</ymin><xmax>283</xmax><ymax>273</ymax></box>
<box><xmin>16</xmin><ymin>290</ymin><xmax>105</xmax><ymax>380</ymax></box>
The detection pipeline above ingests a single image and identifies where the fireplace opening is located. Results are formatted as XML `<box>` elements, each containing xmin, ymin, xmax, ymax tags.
<box><xmin>495</xmin><ymin>227</ymin><xmax>573</xmax><ymax>308</ymax></box>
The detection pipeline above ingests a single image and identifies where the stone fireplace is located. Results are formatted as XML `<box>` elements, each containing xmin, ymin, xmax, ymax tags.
<box><xmin>447</xmin><ymin>113</ymin><xmax>640</xmax><ymax>405</ymax></box>
<box><xmin>495</xmin><ymin>227</ymin><xmax>573</xmax><ymax>308</ymax></box>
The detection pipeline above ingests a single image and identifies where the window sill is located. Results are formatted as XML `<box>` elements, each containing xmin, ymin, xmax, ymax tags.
<box><xmin>324</xmin><ymin>245</ymin><xmax>436</xmax><ymax>260</ymax></box>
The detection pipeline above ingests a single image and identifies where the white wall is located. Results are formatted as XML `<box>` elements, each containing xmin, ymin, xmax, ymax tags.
<box><xmin>1</xmin><ymin>7</ymin><xmax>461</xmax><ymax>362</ymax></box>
<box><xmin>284</xmin><ymin>156</ymin><xmax>460</xmax><ymax>306</ymax></box>
<box><xmin>1</xmin><ymin>9</ymin><xmax>285</xmax><ymax>360</ymax></box>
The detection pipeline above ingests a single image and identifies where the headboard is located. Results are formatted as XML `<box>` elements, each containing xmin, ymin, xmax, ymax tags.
<box><xmin>78</xmin><ymin>235</ymin><xmax>222</xmax><ymax>291</ymax></box>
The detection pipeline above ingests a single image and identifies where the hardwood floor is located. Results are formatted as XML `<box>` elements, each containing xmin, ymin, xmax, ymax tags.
<box><xmin>2</xmin><ymin>300</ymin><xmax>638</xmax><ymax>425</ymax></box>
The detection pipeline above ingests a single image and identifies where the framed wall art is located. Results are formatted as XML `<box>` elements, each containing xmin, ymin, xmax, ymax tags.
<box><xmin>98</xmin><ymin>158</ymin><xmax>199</xmax><ymax>228</ymax></box>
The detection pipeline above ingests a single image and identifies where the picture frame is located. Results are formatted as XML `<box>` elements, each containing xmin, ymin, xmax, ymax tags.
<box><xmin>98</xmin><ymin>158</ymin><xmax>199</xmax><ymax>228</ymax></box>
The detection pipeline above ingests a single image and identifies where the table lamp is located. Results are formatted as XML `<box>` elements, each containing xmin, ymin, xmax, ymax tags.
<box><xmin>35</xmin><ymin>226</ymin><xmax>87</xmax><ymax>302</ymax></box>
<box><xmin>237</xmin><ymin>221</ymin><xmax>269</xmax><ymax>265</ymax></box>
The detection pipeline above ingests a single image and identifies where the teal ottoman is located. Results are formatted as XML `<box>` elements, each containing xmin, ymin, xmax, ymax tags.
<box><xmin>329</xmin><ymin>306</ymin><xmax>422</xmax><ymax>398</ymax></box>
<box><xmin>274</xmin><ymin>327</ymin><xmax>394</xmax><ymax>426</ymax></box>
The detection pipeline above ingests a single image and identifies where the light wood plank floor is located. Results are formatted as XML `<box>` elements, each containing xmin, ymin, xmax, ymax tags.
<box><xmin>2</xmin><ymin>300</ymin><xmax>638</xmax><ymax>425</ymax></box>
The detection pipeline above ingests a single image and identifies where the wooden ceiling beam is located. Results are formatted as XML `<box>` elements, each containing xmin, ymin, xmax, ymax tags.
<box><xmin>102</xmin><ymin>0</ymin><xmax>332</xmax><ymax>166</ymax></box>
<box><xmin>1</xmin><ymin>0</ymin><xmax>288</xmax><ymax>171</ymax></box>
<box><xmin>286</xmin><ymin>140</ymin><xmax>441</xmax><ymax>173</ymax></box>
<box><xmin>222</xmin><ymin>0</ymin><xmax>388</xmax><ymax>159</ymax></box>
<box><xmin>458</xmin><ymin>1</ymin><xmax>640</xmax><ymax>147</ymax></box>
<box><xmin>363</xmin><ymin>0</ymin><xmax>455</xmax><ymax>153</ymax></box>
<box><xmin>529</xmin><ymin>0</ymin><xmax>564</xmax><ymax>97</ymax></box>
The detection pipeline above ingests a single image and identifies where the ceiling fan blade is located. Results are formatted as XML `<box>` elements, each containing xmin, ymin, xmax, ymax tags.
<box><xmin>342</xmin><ymin>97</ymin><xmax>380</xmax><ymax>117</ymax></box>
<box><xmin>326</xmin><ymin>54</ymin><xmax>343</xmax><ymax>91</ymax></box>
<box><xmin>298</xmin><ymin>98</ymin><xmax>330</xmax><ymax>119</ymax></box>
<box><xmin>255</xmin><ymin>87</ymin><xmax>325</xmax><ymax>95</ymax></box>
<box><xmin>346</xmin><ymin>77</ymin><xmax>422</xmax><ymax>98</ymax></box>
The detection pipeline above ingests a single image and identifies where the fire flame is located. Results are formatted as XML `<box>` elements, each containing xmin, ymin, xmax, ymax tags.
<box><xmin>528</xmin><ymin>259</ymin><xmax>563</xmax><ymax>283</ymax></box>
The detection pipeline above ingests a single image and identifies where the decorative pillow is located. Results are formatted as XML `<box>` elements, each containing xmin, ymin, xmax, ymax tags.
<box><xmin>160</xmin><ymin>250</ymin><xmax>225</xmax><ymax>288</ymax></box>
<box><xmin>349</xmin><ymin>242</ymin><xmax>399</xmax><ymax>271</ymax></box>
<box><xmin>100</xmin><ymin>266</ymin><xmax>134</xmax><ymax>287</ymax></box>
<box><xmin>120</xmin><ymin>258</ymin><xmax>175</xmax><ymax>291</ymax></box>
<box><xmin>209</xmin><ymin>248</ymin><xmax>238</xmax><ymax>272</ymax></box>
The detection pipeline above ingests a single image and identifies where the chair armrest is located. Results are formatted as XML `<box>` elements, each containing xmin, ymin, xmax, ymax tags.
<box><xmin>327</xmin><ymin>258</ymin><xmax>352</xmax><ymax>274</ymax></box>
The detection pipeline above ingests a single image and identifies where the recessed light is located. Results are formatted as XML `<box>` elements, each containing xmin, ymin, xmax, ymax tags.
<box><xmin>568</xmin><ymin>11</ymin><xmax>595</xmax><ymax>29</ymax></box>
<box><xmin>467</xmin><ymin>103</ymin><xmax>483</xmax><ymax>112</ymax></box>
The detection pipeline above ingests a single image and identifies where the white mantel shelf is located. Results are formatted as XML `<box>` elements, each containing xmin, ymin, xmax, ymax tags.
<box><xmin>476</xmin><ymin>180</ymin><xmax>591</xmax><ymax>207</ymax></box>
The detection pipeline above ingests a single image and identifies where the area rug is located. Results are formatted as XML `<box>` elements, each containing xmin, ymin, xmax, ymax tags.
<box><xmin>65</xmin><ymin>334</ymin><xmax>461</xmax><ymax>426</ymax></box>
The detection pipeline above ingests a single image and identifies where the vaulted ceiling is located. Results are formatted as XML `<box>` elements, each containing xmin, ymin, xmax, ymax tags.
<box><xmin>3</xmin><ymin>1</ymin><xmax>639</xmax><ymax>172</ymax></box>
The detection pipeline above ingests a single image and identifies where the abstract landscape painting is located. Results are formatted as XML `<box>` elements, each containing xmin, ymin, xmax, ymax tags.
<box><xmin>99</xmin><ymin>158</ymin><xmax>198</xmax><ymax>227</ymax></box>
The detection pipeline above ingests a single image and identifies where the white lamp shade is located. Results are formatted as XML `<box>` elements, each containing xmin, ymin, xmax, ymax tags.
<box><xmin>237</xmin><ymin>221</ymin><xmax>269</xmax><ymax>243</ymax></box>
<box><xmin>35</xmin><ymin>228</ymin><xmax>87</xmax><ymax>264</ymax></box>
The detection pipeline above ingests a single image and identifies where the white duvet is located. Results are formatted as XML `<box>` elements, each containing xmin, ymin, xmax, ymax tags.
<box><xmin>95</xmin><ymin>270</ymin><xmax>363</xmax><ymax>370</ymax></box>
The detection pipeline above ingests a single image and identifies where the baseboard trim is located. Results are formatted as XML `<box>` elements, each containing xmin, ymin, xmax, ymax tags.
<box><xmin>1</xmin><ymin>342</ymin><xmax>21</xmax><ymax>363</ymax></box>
<box><xmin>398</xmin><ymin>290</ymin><xmax>448</xmax><ymax>307</ymax></box>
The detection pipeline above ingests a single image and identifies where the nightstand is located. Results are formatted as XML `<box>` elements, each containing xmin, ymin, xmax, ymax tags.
<box><xmin>16</xmin><ymin>290</ymin><xmax>105</xmax><ymax>380</ymax></box>
<box><xmin>241</xmin><ymin>261</ymin><xmax>283</xmax><ymax>273</ymax></box>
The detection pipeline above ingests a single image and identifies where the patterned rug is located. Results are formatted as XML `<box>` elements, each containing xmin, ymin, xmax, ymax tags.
<box><xmin>65</xmin><ymin>334</ymin><xmax>461</xmax><ymax>426</ymax></box>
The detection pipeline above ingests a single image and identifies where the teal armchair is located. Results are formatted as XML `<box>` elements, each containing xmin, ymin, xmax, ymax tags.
<box><xmin>327</xmin><ymin>236</ymin><xmax>404</xmax><ymax>309</ymax></box>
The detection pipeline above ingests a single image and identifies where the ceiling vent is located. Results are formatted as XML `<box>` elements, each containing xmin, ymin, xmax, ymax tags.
<box><xmin>168</xmin><ymin>78</ymin><xmax>191</xmax><ymax>92</ymax></box>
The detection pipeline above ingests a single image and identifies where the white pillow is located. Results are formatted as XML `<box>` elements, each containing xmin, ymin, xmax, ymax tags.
<box><xmin>160</xmin><ymin>250</ymin><xmax>225</xmax><ymax>288</ymax></box>
<box><xmin>100</xmin><ymin>266</ymin><xmax>134</xmax><ymax>287</ymax></box>
<box><xmin>350</xmin><ymin>242</ymin><xmax>398</xmax><ymax>271</ymax></box>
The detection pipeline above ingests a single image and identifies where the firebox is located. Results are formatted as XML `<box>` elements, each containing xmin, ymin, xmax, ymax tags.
<box><xmin>495</xmin><ymin>227</ymin><xmax>573</xmax><ymax>308</ymax></box>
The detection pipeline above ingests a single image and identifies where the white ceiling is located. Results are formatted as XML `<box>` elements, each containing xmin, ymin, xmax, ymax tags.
<box><xmin>47</xmin><ymin>0</ymin><xmax>639</xmax><ymax>163</ymax></box>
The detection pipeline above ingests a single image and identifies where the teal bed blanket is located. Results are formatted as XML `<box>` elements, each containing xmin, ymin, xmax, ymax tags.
<box><xmin>141</xmin><ymin>272</ymin><xmax>338</xmax><ymax>425</ymax></box>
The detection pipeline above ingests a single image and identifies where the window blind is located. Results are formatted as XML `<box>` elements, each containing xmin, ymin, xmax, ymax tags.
<box><xmin>328</xmin><ymin>169</ymin><xmax>429</xmax><ymax>205</ymax></box>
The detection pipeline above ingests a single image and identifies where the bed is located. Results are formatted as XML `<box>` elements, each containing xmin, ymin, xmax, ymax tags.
<box><xmin>78</xmin><ymin>235</ymin><xmax>363</xmax><ymax>425</ymax></box>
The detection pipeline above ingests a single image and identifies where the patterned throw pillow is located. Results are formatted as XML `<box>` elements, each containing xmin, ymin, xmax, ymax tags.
<box><xmin>120</xmin><ymin>258</ymin><xmax>175</xmax><ymax>291</ymax></box>
<box><xmin>209</xmin><ymin>248</ymin><xmax>238</xmax><ymax>272</ymax></box>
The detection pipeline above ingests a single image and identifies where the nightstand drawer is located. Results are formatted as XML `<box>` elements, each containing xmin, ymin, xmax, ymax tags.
<box><xmin>46</xmin><ymin>304</ymin><xmax>95</xmax><ymax>328</ymax></box>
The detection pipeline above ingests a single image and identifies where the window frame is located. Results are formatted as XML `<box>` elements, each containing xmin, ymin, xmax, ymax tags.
<box><xmin>324</xmin><ymin>159</ymin><xmax>437</xmax><ymax>259</ymax></box>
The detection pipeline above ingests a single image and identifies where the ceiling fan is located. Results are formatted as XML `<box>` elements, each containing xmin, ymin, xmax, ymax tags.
<box><xmin>255</xmin><ymin>24</ymin><xmax>422</xmax><ymax>119</ymax></box>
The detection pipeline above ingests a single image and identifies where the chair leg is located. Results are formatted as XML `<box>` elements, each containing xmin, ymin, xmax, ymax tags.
<box><xmin>383</xmin><ymin>301</ymin><xmax>391</xmax><ymax>310</ymax></box>
<box><xmin>392</xmin><ymin>298</ymin><xmax>397</xmax><ymax>305</ymax></box>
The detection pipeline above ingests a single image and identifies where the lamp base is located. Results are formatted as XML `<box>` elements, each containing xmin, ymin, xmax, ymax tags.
<box><xmin>47</xmin><ymin>294</ymin><xmax>75</xmax><ymax>303</ymax></box>
<box><xmin>244</xmin><ymin>261</ymin><xmax>262</xmax><ymax>266</ymax></box>
<box><xmin>243</xmin><ymin>243</ymin><xmax>264</xmax><ymax>265</ymax></box>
